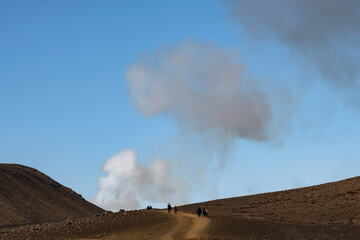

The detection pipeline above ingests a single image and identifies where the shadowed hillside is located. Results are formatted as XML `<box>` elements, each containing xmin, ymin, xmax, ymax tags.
<box><xmin>0</xmin><ymin>164</ymin><xmax>103</xmax><ymax>227</ymax></box>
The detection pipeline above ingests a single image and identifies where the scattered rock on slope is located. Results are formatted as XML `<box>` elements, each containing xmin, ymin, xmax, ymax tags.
<box><xmin>0</xmin><ymin>164</ymin><xmax>103</xmax><ymax>227</ymax></box>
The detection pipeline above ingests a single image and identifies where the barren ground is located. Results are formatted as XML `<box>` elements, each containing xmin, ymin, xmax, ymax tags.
<box><xmin>2</xmin><ymin>164</ymin><xmax>360</xmax><ymax>239</ymax></box>
<box><xmin>0</xmin><ymin>164</ymin><xmax>103</xmax><ymax>226</ymax></box>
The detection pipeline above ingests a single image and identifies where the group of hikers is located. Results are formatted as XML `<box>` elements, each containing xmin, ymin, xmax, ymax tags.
<box><xmin>167</xmin><ymin>203</ymin><xmax>208</xmax><ymax>217</ymax></box>
<box><xmin>197</xmin><ymin>207</ymin><xmax>208</xmax><ymax>217</ymax></box>
<box><xmin>167</xmin><ymin>203</ymin><xmax>178</xmax><ymax>214</ymax></box>
<box><xmin>146</xmin><ymin>205</ymin><xmax>152</xmax><ymax>211</ymax></box>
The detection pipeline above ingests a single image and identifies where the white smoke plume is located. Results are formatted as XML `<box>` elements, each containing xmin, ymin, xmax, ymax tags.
<box><xmin>91</xmin><ymin>150</ymin><xmax>187</xmax><ymax>211</ymax></box>
<box><xmin>92</xmin><ymin>41</ymin><xmax>291</xmax><ymax>211</ymax></box>
<box><xmin>99</xmin><ymin>41</ymin><xmax>291</xmax><ymax>210</ymax></box>
<box><xmin>126</xmin><ymin>40</ymin><xmax>273</xmax><ymax>141</ymax></box>
<box><xmin>224</xmin><ymin>0</ymin><xmax>360</xmax><ymax>87</ymax></box>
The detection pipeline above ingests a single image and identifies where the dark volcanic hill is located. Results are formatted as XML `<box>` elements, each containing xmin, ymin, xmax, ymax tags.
<box><xmin>0</xmin><ymin>164</ymin><xmax>103</xmax><ymax>227</ymax></box>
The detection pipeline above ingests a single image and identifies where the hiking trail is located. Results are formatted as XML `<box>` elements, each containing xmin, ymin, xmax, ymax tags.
<box><xmin>161</xmin><ymin>211</ymin><xmax>211</xmax><ymax>240</ymax></box>
<box><xmin>82</xmin><ymin>211</ymin><xmax>211</xmax><ymax>240</ymax></box>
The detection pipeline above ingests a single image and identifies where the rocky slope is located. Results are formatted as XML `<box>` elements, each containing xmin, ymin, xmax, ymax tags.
<box><xmin>1</xmin><ymin>165</ymin><xmax>360</xmax><ymax>239</ymax></box>
<box><xmin>0</xmin><ymin>164</ymin><xmax>103</xmax><ymax>227</ymax></box>
<box><xmin>180</xmin><ymin>176</ymin><xmax>360</xmax><ymax>239</ymax></box>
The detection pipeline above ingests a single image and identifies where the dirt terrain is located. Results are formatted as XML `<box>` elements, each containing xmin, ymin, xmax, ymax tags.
<box><xmin>180</xmin><ymin>176</ymin><xmax>360</xmax><ymax>239</ymax></box>
<box><xmin>0</xmin><ymin>209</ymin><xmax>211</xmax><ymax>240</ymax></box>
<box><xmin>1</xmin><ymin>164</ymin><xmax>360</xmax><ymax>239</ymax></box>
<box><xmin>0</xmin><ymin>164</ymin><xmax>103</xmax><ymax>226</ymax></box>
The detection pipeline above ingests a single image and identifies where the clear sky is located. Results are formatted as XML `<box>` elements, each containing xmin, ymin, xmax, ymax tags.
<box><xmin>1</xmin><ymin>0</ymin><xmax>359</xmax><ymax>210</ymax></box>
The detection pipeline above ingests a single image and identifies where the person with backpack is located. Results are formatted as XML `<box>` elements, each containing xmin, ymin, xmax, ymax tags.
<box><xmin>174</xmin><ymin>205</ymin><xmax>178</xmax><ymax>214</ymax></box>
<box><xmin>203</xmin><ymin>207</ymin><xmax>207</xmax><ymax>217</ymax></box>
<box><xmin>197</xmin><ymin>207</ymin><xmax>202</xmax><ymax>217</ymax></box>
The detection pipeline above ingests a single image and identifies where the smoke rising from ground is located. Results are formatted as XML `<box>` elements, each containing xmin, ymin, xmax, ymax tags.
<box><xmin>224</xmin><ymin>0</ymin><xmax>360</xmax><ymax>87</ymax></box>
<box><xmin>93</xmin><ymin>41</ymin><xmax>293</xmax><ymax>211</ymax></box>
<box><xmin>126</xmin><ymin>41</ymin><xmax>273</xmax><ymax>141</ymax></box>
<box><xmin>91</xmin><ymin>150</ymin><xmax>187</xmax><ymax>211</ymax></box>
<box><xmin>92</xmin><ymin>2</ymin><xmax>360</xmax><ymax>210</ymax></box>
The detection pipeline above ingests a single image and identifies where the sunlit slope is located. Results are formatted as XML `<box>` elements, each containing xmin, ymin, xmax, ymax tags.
<box><xmin>180</xmin><ymin>176</ymin><xmax>360</xmax><ymax>239</ymax></box>
<box><xmin>1</xmin><ymin>174</ymin><xmax>360</xmax><ymax>239</ymax></box>
<box><xmin>182</xmin><ymin>176</ymin><xmax>360</xmax><ymax>224</ymax></box>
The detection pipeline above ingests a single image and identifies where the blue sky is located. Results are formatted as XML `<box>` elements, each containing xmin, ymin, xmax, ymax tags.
<box><xmin>1</xmin><ymin>0</ymin><xmax>359</xmax><ymax>209</ymax></box>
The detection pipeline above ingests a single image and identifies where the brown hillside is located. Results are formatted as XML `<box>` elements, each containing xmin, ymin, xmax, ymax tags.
<box><xmin>2</xmin><ymin>175</ymin><xmax>360</xmax><ymax>239</ymax></box>
<box><xmin>0</xmin><ymin>164</ymin><xmax>103</xmax><ymax>227</ymax></box>
<box><xmin>180</xmin><ymin>176</ymin><xmax>360</xmax><ymax>239</ymax></box>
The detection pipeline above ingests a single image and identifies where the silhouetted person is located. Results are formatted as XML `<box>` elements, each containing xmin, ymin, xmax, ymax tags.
<box><xmin>167</xmin><ymin>203</ymin><xmax>172</xmax><ymax>213</ymax></box>
<box><xmin>175</xmin><ymin>205</ymin><xmax>178</xmax><ymax>214</ymax></box>
<box><xmin>147</xmin><ymin>205</ymin><xmax>150</xmax><ymax>211</ymax></box>
<box><xmin>203</xmin><ymin>207</ymin><xmax>207</xmax><ymax>217</ymax></box>
<box><xmin>149</xmin><ymin>205</ymin><xmax>152</xmax><ymax>210</ymax></box>
<box><xmin>197</xmin><ymin>207</ymin><xmax>202</xmax><ymax>217</ymax></box>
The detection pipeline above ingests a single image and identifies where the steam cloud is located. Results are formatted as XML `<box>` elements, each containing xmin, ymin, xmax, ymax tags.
<box><xmin>126</xmin><ymin>41</ymin><xmax>273</xmax><ymax>141</ymax></box>
<box><xmin>93</xmin><ymin>2</ymin><xmax>359</xmax><ymax>210</ymax></box>
<box><xmin>94</xmin><ymin>39</ymin><xmax>290</xmax><ymax>211</ymax></box>
<box><xmin>224</xmin><ymin>0</ymin><xmax>360</xmax><ymax>87</ymax></box>
<box><xmin>92</xmin><ymin>150</ymin><xmax>187</xmax><ymax>211</ymax></box>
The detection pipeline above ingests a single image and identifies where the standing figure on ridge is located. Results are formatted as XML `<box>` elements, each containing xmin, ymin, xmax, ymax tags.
<box><xmin>197</xmin><ymin>207</ymin><xmax>202</xmax><ymax>217</ymax></box>
<box><xmin>167</xmin><ymin>203</ymin><xmax>172</xmax><ymax>213</ymax></box>
<box><xmin>174</xmin><ymin>205</ymin><xmax>178</xmax><ymax>214</ymax></box>
<box><xmin>203</xmin><ymin>207</ymin><xmax>208</xmax><ymax>217</ymax></box>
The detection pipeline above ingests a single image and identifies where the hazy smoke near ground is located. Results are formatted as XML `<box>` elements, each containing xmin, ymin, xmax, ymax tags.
<box><xmin>91</xmin><ymin>150</ymin><xmax>187</xmax><ymax>211</ymax></box>
<box><xmin>224</xmin><ymin>0</ymin><xmax>360</xmax><ymax>87</ymax></box>
<box><xmin>126</xmin><ymin>41</ymin><xmax>273</xmax><ymax>141</ymax></box>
